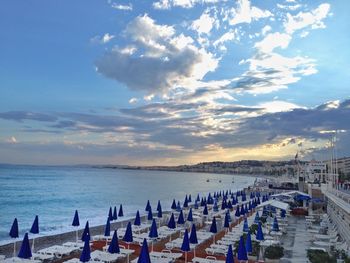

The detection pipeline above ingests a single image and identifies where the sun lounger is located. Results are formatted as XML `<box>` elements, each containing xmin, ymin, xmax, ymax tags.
<box><xmin>308</xmin><ymin>247</ymin><xmax>327</xmax><ymax>252</ymax></box>
<box><xmin>150</xmin><ymin>250</ymin><xmax>183</xmax><ymax>260</ymax></box>
<box><xmin>192</xmin><ymin>256</ymin><xmax>225</xmax><ymax>263</ymax></box>
<box><xmin>62</xmin><ymin>241</ymin><xmax>84</xmax><ymax>249</ymax></box>
<box><xmin>37</xmin><ymin>245</ymin><xmax>76</xmax><ymax>258</ymax></box>
<box><xmin>90</xmin><ymin>250</ymin><xmax>125</xmax><ymax>262</ymax></box>
<box><xmin>32</xmin><ymin>252</ymin><xmax>55</xmax><ymax>261</ymax></box>
<box><xmin>2</xmin><ymin>258</ymin><xmax>41</xmax><ymax>263</ymax></box>
<box><xmin>131</xmin><ymin>256</ymin><xmax>171</xmax><ymax>263</ymax></box>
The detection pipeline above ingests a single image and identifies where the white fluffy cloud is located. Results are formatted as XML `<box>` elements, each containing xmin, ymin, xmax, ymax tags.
<box><xmin>255</xmin><ymin>32</ymin><xmax>291</xmax><ymax>53</ymax></box>
<box><xmin>229</xmin><ymin>0</ymin><xmax>273</xmax><ymax>26</ymax></box>
<box><xmin>110</xmin><ymin>3</ymin><xmax>133</xmax><ymax>11</ymax></box>
<box><xmin>95</xmin><ymin>14</ymin><xmax>218</xmax><ymax>93</ymax></box>
<box><xmin>153</xmin><ymin>0</ymin><xmax>223</xmax><ymax>10</ymax></box>
<box><xmin>191</xmin><ymin>12</ymin><xmax>216</xmax><ymax>35</ymax></box>
<box><xmin>284</xmin><ymin>3</ymin><xmax>331</xmax><ymax>34</ymax></box>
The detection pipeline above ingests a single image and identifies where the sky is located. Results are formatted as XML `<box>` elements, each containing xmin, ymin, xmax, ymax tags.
<box><xmin>0</xmin><ymin>0</ymin><xmax>349</xmax><ymax>165</ymax></box>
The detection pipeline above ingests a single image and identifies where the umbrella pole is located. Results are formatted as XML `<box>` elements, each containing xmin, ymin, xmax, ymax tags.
<box><xmin>13</xmin><ymin>241</ymin><xmax>16</xmax><ymax>257</ymax></box>
<box><xmin>152</xmin><ymin>240</ymin><xmax>154</xmax><ymax>252</ymax></box>
<box><xmin>185</xmin><ymin>251</ymin><xmax>187</xmax><ymax>263</ymax></box>
<box><xmin>76</xmin><ymin>229</ymin><xmax>78</xmax><ymax>243</ymax></box>
<box><xmin>32</xmin><ymin>238</ymin><xmax>35</xmax><ymax>252</ymax></box>
<box><xmin>194</xmin><ymin>248</ymin><xmax>196</xmax><ymax>258</ymax></box>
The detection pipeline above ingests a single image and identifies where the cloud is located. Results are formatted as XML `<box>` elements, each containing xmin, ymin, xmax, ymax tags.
<box><xmin>110</xmin><ymin>3</ymin><xmax>133</xmax><ymax>11</ymax></box>
<box><xmin>191</xmin><ymin>12</ymin><xmax>216</xmax><ymax>35</ymax></box>
<box><xmin>6</xmin><ymin>136</ymin><xmax>17</xmax><ymax>144</ymax></box>
<box><xmin>0</xmin><ymin>111</ymin><xmax>57</xmax><ymax>122</ymax></box>
<box><xmin>254</xmin><ymin>32</ymin><xmax>291</xmax><ymax>53</ymax></box>
<box><xmin>284</xmin><ymin>3</ymin><xmax>331</xmax><ymax>34</ymax></box>
<box><xmin>90</xmin><ymin>33</ymin><xmax>115</xmax><ymax>44</ymax></box>
<box><xmin>95</xmin><ymin>14</ymin><xmax>218</xmax><ymax>93</ymax></box>
<box><xmin>228</xmin><ymin>0</ymin><xmax>273</xmax><ymax>26</ymax></box>
<box><xmin>152</xmin><ymin>0</ymin><xmax>223</xmax><ymax>10</ymax></box>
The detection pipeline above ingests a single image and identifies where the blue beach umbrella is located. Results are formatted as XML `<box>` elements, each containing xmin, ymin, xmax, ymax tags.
<box><xmin>203</xmin><ymin>204</ymin><xmax>208</xmax><ymax>215</ymax></box>
<box><xmin>226</xmin><ymin>244</ymin><xmax>234</xmax><ymax>263</ymax></box>
<box><xmin>80</xmin><ymin>238</ymin><xmax>91</xmax><ymax>262</ymax></box>
<box><xmin>147</xmin><ymin>207</ymin><xmax>153</xmax><ymax>221</ymax></box>
<box><xmin>18</xmin><ymin>233</ymin><xmax>32</xmax><ymax>259</ymax></box>
<box><xmin>246</xmin><ymin>232</ymin><xmax>252</xmax><ymax>254</ymax></box>
<box><xmin>157</xmin><ymin>200</ymin><xmax>161</xmax><ymax>212</ymax></box>
<box><xmin>256</xmin><ymin>222</ymin><xmax>264</xmax><ymax>241</ymax></box>
<box><xmin>149</xmin><ymin>219</ymin><xmax>158</xmax><ymax>251</ymax></box>
<box><xmin>181</xmin><ymin>229</ymin><xmax>191</xmax><ymax>263</ymax></box>
<box><xmin>224</xmin><ymin>212</ymin><xmax>230</xmax><ymax>229</ymax></box>
<box><xmin>183</xmin><ymin>195</ymin><xmax>189</xmax><ymax>208</ymax></box>
<box><xmin>235</xmin><ymin>206</ymin><xmax>240</xmax><ymax>218</ymax></box>
<box><xmin>123</xmin><ymin>222</ymin><xmax>133</xmax><ymax>246</ymax></box>
<box><xmin>254</xmin><ymin>212</ymin><xmax>260</xmax><ymax>224</ymax></box>
<box><xmin>113</xmin><ymin>206</ymin><xmax>118</xmax><ymax>221</ymax></box>
<box><xmin>118</xmin><ymin>204</ymin><xmax>124</xmax><ymax>217</ymax></box>
<box><xmin>145</xmin><ymin>200</ymin><xmax>151</xmax><ymax>212</ymax></box>
<box><xmin>30</xmin><ymin>215</ymin><xmax>39</xmax><ymax>251</ymax></box>
<box><xmin>176</xmin><ymin>201</ymin><xmax>182</xmax><ymax>212</ymax></box>
<box><xmin>171</xmin><ymin>199</ymin><xmax>177</xmax><ymax>210</ymax></box>
<box><xmin>243</xmin><ymin>218</ymin><xmax>249</xmax><ymax>233</ymax></box>
<box><xmin>72</xmin><ymin>210</ymin><xmax>80</xmax><ymax>242</ymax></box>
<box><xmin>213</xmin><ymin>201</ymin><xmax>219</xmax><ymax>212</ymax></box>
<box><xmin>177</xmin><ymin>210</ymin><xmax>185</xmax><ymax>225</ymax></box>
<box><xmin>104</xmin><ymin>218</ymin><xmax>111</xmax><ymax>237</ymax></box>
<box><xmin>221</xmin><ymin>199</ymin><xmax>227</xmax><ymax>210</ymax></box>
<box><xmin>280</xmin><ymin>209</ymin><xmax>286</xmax><ymax>218</ymax></box>
<box><xmin>9</xmin><ymin>218</ymin><xmax>19</xmax><ymax>257</ymax></box>
<box><xmin>189</xmin><ymin>223</ymin><xmax>198</xmax><ymax>257</ymax></box>
<box><xmin>188</xmin><ymin>194</ymin><xmax>192</xmax><ymax>203</ymax></box>
<box><xmin>227</xmin><ymin>200</ymin><xmax>233</xmax><ymax>209</ymax></box>
<box><xmin>157</xmin><ymin>204</ymin><xmax>163</xmax><ymax>219</ymax></box>
<box><xmin>237</xmin><ymin>236</ymin><xmax>248</xmax><ymax>261</ymax></box>
<box><xmin>138</xmin><ymin>239</ymin><xmax>151</xmax><ymax>263</ymax></box>
<box><xmin>187</xmin><ymin>208</ymin><xmax>193</xmax><ymax>222</ymax></box>
<box><xmin>81</xmin><ymin>221</ymin><xmax>90</xmax><ymax>242</ymax></box>
<box><xmin>272</xmin><ymin>217</ymin><xmax>279</xmax><ymax>232</ymax></box>
<box><xmin>108</xmin><ymin>230</ymin><xmax>120</xmax><ymax>254</ymax></box>
<box><xmin>134</xmin><ymin>210</ymin><xmax>141</xmax><ymax>226</ymax></box>
<box><xmin>196</xmin><ymin>194</ymin><xmax>200</xmax><ymax>202</ymax></box>
<box><xmin>194</xmin><ymin>200</ymin><xmax>199</xmax><ymax>209</ymax></box>
<box><xmin>108</xmin><ymin>207</ymin><xmax>113</xmax><ymax>221</ymax></box>
<box><xmin>168</xmin><ymin>213</ymin><xmax>176</xmax><ymax>229</ymax></box>
<box><xmin>210</xmin><ymin>217</ymin><xmax>218</xmax><ymax>243</ymax></box>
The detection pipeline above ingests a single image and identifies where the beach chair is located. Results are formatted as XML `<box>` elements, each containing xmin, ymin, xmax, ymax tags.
<box><xmin>192</xmin><ymin>255</ymin><xmax>225</xmax><ymax>263</ymax></box>
<box><xmin>90</xmin><ymin>250</ymin><xmax>125</xmax><ymax>262</ymax></box>
<box><xmin>150</xmin><ymin>249</ymin><xmax>183</xmax><ymax>260</ymax></box>
<box><xmin>31</xmin><ymin>252</ymin><xmax>55</xmax><ymax>261</ymax></box>
<box><xmin>2</xmin><ymin>258</ymin><xmax>41</xmax><ymax>263</ymax></box>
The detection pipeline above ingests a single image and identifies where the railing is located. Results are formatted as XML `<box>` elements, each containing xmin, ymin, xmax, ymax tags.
<box><xmin>321</xmin><ymin>183</ymin><xmax>350</xmax><ymax>205</ymax></box>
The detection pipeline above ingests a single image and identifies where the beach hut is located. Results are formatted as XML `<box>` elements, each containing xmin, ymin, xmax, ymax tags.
<box><xmin>18</xmin><ymin>233</ymin><xmax>32</xmax><ymax>259</ymax></box>
<box><xmin>9</xmin><ymin>218</ymin><xmax>19</xmax><ymax>257</ymax></box>
<box><xmin>138</xmin><ymin>239</ymin><xmax>151</xmax><ymax>263</ymax></box>
<box><xmin>30</xmin><ymin>215</ymin><xmax>39</xmax><ymax>251</ymax></box>
<box><xmin>80</xmin><ymin>238</ymin><xmax>91</xmax><ymax>262</ymax></box>
<box><xmin>226</xmin><ymin>244</ymin><xmax>234</xmax><ymax>263</ymax></box>
<box><xmin>181</xmin><ymin>229</ymin><xmax>191</xmax><ymax>263</ymax></box>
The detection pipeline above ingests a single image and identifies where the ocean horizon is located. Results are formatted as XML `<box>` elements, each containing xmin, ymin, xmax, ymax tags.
<box><xmin>0</xmin><ymin>164</ymin><xmax>255</xmax><ymax>245</ymax></box>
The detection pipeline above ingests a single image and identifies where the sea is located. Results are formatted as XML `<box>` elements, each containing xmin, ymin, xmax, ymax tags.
<box><xmin>0</xmin><ymin>165</ymin><xmax>255</xmax><ymax>245</ymax></box>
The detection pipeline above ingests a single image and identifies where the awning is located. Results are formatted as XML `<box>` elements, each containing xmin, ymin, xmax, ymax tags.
<box><xmin>258</xmin><ymin>200</ymin><xmax>289</xmax><ymax>211</ymax></box>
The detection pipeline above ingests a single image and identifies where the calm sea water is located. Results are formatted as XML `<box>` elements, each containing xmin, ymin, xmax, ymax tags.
<box><xmin>0</xmin><ymin>165</ymin><xmax>255</xmax><ymax>244</ymax></box>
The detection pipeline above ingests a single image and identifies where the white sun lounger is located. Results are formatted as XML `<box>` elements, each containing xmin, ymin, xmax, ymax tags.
<box><xmin>90</xmin><ymin>250</ymin><xmax>125</xmax><ymax>262</ymax></box>
<box><xmin>192</xmin><ymin>256</ymin><xmax>225</xmax><ymax>263</ymax></box>
<box><xmin>37</xmin><ymin>245</ymin><xmax>76</xmax><ymax>258</ymax></box>
<box><xmin>62</xmin><ymin>241</ymin><xmax>84</xmax><ymax>249</ymax></box>
<box><xmin>150</xmin><ymin>250</ymin><xmax>183</xmax><ymax>260</ymax></box>
<box><xmin>2</xmin><ymin>258</ymin><xmax>41</xmax><ymax>263</ymax></box>
<box><xmin>32</xmin><ymin>252</ymin><xmax>55</xmax><ymax>261</ymax></box>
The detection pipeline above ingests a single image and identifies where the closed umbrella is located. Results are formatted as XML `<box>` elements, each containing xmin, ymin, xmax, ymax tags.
<box><xmin>246</xmin><ymin>232</ymin><xmax>252</xmax><ymax>254</ymax></box>
<box><xmin>210</xmin><ymin>217</ymin><xmax>217</xmax><ymax>243</ymax></box>
<box><xmin>272</xmin><ymin>216</ymin><xmax>279</xmax><ymax>232</ymax></box>
<box><xmin>189</xmin><ymin>223</ymin><xmax>198</xmax><ymax>257</ymax></box>
<box><xmin>237</xmin><ymin>235</ymin><xmax>248</xmax><ymax>262</ymax></box>
<box><xmin>254</xmin><ymin>212</ymin><xmax>260</xmax><ymax>224</ymax></box>
<box><xmin>235</xmin><ymin>206</ymin><xmax>240</xmax><ymax>218</ymax></box>
<box><xmin>156</xmin><ymin>200</ymin><xmax>161</xmax><ymax>211</ymax></box>
<box><xmin>81</xmin><ymin>221</ymin><xmax>90</xmax><ymax>242</ymax></box>
<box><xmin>80</xmin><ymin>238</ymin><xmax>91</xmax><ymax>262</ymax></box>
<box><xmin>9</xmin><ymin>218</ymin><xmax>19</xmax><ymax>257</ymax></box>
<box><xmin>167</xmin><ymin>213</ymin><xmax>176</xmax><ymax>241</ymax></box>
<box><xmin>203</xmin><ymin>204</ymin><xmax>208</xmax><ymax>216</ymax></box>
<box><xmin>157</xmin><ymin>204</ymin><xmax>163</xmax><ymax>227</ymax></box>
<box><xmin>104</xmin><ymin>218</ymin><xmax>111</xmax><ymax>246</ymax></box>
<box><xmin>188</xmin><ymin>194</ymin><xmax>192</xmax><ymax>203</ymax></box>
<box><xmin>243</xmin><ymin>218</ymin><xmax>249</xmax><ymax>233</ymax></box>
<box><xmin>171</xmin><ymin>199</ymin><xmax>177</xmax><ymax>210</ymax></box>
<box><xmin>113</xmin><ymin>206</ymin><xmax>118</xmax><ymax>221</ymax></box>
<box><xmin>18</xmin><ymin>233</ymin><xmax>32</xmax><ymax>259</ymax></box>
<box><xmin>134</xmin><ymin>210</ymin><xmax>141</xmax><ymax>226</ymax></box>
<box><xmin>123</xmin><ymin>222</ymin><xmax>133</xmax><ymax>249</ymax></box>
<box><xmin>194</xmin><ymin>200</ymin><xmax>199</xmax><ymax>209</ymax></box>
<box><xmin>145</xmin><ymin>200</ymin><xmax>151</xmax><ymax>212</ymax></box>
<box><xmin>30</xmin><ymin>215</ymin><xmax>39</xmax><ymax>251</ymax></box>
<box><xmin>183</xmin><ymin>195</ymin><xmax>189</xmax><ymax>208</ymax></box>
<box><xmin>226</xmin><ymin>244</ymin><xmax>234</xmax><ymax>263</ymax></box>
<box><xmin>138</xmin><ymin>238</ymin><xmax>151</xmax><ymax>263</ymax></box>
<box><xmin>147</xmin><ymin>207</ymin><xmax>153</xmax><ymax>221</ymax></box>
<box><xmin>108</xmin><ymin>207</ymin><xmax>113</xmax><ymax>221</ymax></box>
<box><xmin>72</xmin><ymin>210</ymin><xmax>80</xmax><ymax>243</ymax></box>
<box><xmin>177</xmin><ymin>210</ymin><xmax>185</xmax><ymax>225</ymax></box>
<box><xmin>108</xmin><ymin>230</ymin><xmax>120</xmax><ymax>254</ymax></box>
<box><xmin>256</xmin><ymin>222</ymin><xmax>264</xmax><ymax>241</ymax></box>
<box><xmin>187</xmin><ymin>208</ymin><xmax>193</xmax><ymax>222</ymax></box>
<box><xmin>176</xmin><ymin>201</ymin><xmax>182</xmax><ymax>212</ymax></box>
<box><xmin>224</xmin><ymin>212</ymin><xmax>230</xmax><ymax>231</ymax></box>
<box><xmin>148</xmin><ymin>219</ymin><xmax>158</xmax><ymax>251</ymax></box>
<box><xmin>118</xmin><ymin>204</ymin><xmax>124</xmax><ymax>217</ymax></box>
<box><xmin>181</xmin><ymin>229</ymin><xmax>191</xmax><ymax>263</ymax></box>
